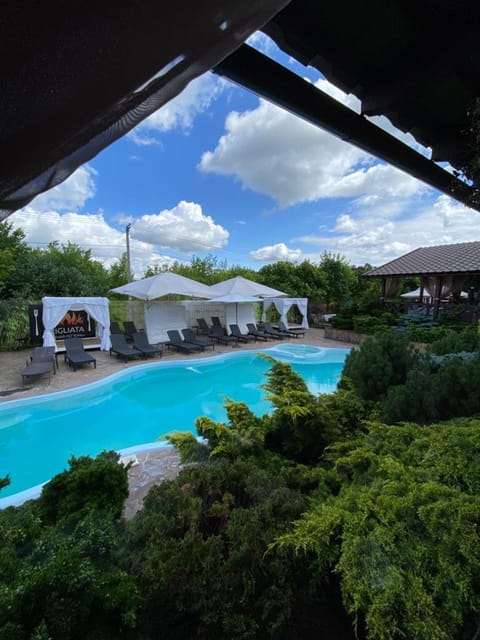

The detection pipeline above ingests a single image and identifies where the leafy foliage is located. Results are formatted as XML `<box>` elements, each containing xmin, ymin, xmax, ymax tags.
<box><xmin>125</xmin><ymin>456</ymin><xmax>353</xmax><ymax>639</ymax></box>
<box><xmin>5</xmin><ymin>349</ymin><xmax>480</xmax><ymax>639</ymax></box>
<box><xmin>0</xmin><ymin>453</ymin><xmax>138</xmax><ymax>639</ymax></box>
<box><xmin>341</xmin><ymin>332</ymin><xmax>419</xmax><ymax>404</ymax></box>
<box><xmin>276</xmin><ymin>420</ymin><xmax>480</xmax><ymax>640</ymax></box>
<box><xmin>37</xmin><ymin>451</ymin><xmax>130</xmax><ymax>524</ymax></box>
<box><xmin>341</xmin><ymin>330</ymin><xmax>480</xmax><ymax>424</ymax></box>
<box><xmin>0</xmin><ymin>298</ymin><xmax>31</xmax><ymax>351</ymax></box>
<box><xmin>382</xmin><ymin>352</ymin><xmax>480</xmax><ymax>424</ymax></box>
<box><xmin>427</xmin><ymin>325</ymin><xmax>480</xmax><ymax>355</ymax></box>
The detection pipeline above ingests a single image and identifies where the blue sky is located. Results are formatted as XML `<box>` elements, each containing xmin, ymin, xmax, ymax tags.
<box><xmin>10</xmin><ymin>33</ymin><xmax>480</xmax><ymax>278</ymax></box>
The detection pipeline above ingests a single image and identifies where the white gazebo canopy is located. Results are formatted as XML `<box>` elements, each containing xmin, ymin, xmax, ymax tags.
<box><xmin>208</xmin><ymin>275</ymin><xmax>286</xmax><ymax>298</ymax></box>
<box><xmin>110</xmin><ymin>272</ymin><xmax>214</xmax><ymax>300</ymax></box>
<box><xmin>110</xmin><ymin>272</ymin><xmax>216</xmax><ymax>344</ymax></box>
<box><xmin>262</xmin><ymin>297</ymin><xmax>309</xmax><ymax>329</ymax></box>
<box><xmin>41</xmin><ymin>296</ymin><xmax>111</xmax><ymax>350</ymax></box>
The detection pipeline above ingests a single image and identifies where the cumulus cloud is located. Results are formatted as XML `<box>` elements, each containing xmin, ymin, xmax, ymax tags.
<box><xmin>10</xmin><ymin>207</ymin><xmax>187</xmax><ymax>278</ymax></box>
<box><xmin>29</xmin><ymin>165</ymin><xmax>97</xmax><ymax>213</ymax></box>
<box><xmin>11</xmin><ymin>181</ymin><xmax>229</xmax><ymax>277</ymax></box>
<box><xmin>250</xmin><ymin>242</ymin><xmax>303</xmax><ymax>262</ymax></box>
<box><xmin>334</xmin><ymin>214</ymin><xmax>358</xmax><ymax>232</ymax></box>
<box><xmin>128</xmin><ymin>72</ymin><xmax>225</xmax><ymax>144</ymax></box>
<box><xmin>294</xmin><ymin>195</ymin><xmax>480</xmax><ymax>267</ymax></box>
<box><xmin>199</xmin><ymin>89</ymin><xmax>427</xmax><ymax>206</ymax></box>
<box><xmin>131</xmin><ymin>200</ymin><xmax>229</xmax><ymax>253</ymax></box>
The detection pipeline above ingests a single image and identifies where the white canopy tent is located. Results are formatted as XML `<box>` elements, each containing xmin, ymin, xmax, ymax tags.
<box><xmin>208</xmin><ymin>275</ymin><xmax>286</xmax><ymax>298</ymax></box>
<box><xmin>110</xmin><ymin>272</ymin><xmax>214</xmax><ymax>300</ymax></box>
<box><xmin>210</xmin><ymin>294</ymin><xmax>259</xmax><ymax>334</ymax></box>
<box><xmin>41</xmin><ymin>296</ymin><xmax>111</xmax><ymax>350</ymax></box>
<box><xmin>110</xmin><ymin>272</ymin><xmax>215</xmax><ymax>343</ymax></box>
<box><xmin>262</xmin><ymin>298</ymin><xmax>309</xmax><ymax>329</ymax></box>
<box><xmin>144</xmin><ymin>302</ymin><xmax>189</xmax><ymax>343</ymax></box>
<box><xmin>400</xmin><ymin>287</ymin><xmax>467</xmax><ymax>302</ymax></box>
<box><xmin>400</xmin><ymin>287</ymin><xmax>432</xmax><ymax>302</ymax></box>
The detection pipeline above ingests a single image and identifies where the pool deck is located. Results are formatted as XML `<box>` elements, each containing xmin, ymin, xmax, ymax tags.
<box><xmin>0</xmin><ymin>329</ymin><xmax>353</xmax><ymax>517</ymax></box>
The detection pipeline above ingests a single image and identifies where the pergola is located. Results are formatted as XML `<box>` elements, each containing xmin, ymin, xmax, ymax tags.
<box><xmin>363</xmin><ymin>241</ymin><xmax>480</xmax><ymax>320</ymax></box>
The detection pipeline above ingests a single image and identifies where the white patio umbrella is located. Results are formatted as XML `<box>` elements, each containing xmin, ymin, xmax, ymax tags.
<box><xmin>210</xmin><ymin>293</ymin><xmax>260</xmax><ymax>327</ymax></box>
<box><xmin>400</xmin><ymin>287</ymin><xmax>431</xmax><ymax>298</ymax></box>
<box><xmin>208</xmin><ymin>275</ymin><xmax>286</xmax><ymax>297</ymax></box>
<box><xmin>110</xmin><ymin>272</ymin><xmax>215</xmax><ymax>300</ymax></box>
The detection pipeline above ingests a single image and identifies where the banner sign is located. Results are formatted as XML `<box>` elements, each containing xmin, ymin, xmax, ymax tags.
<box><xmin>28</xmin><ymin>304</ymin><xmax>44</xmax><ymax>345</ymax></box>
<box><xmin>54</xmin><ymin>310</ymin><xmax>96</xmax><ymax>339</ymax></box>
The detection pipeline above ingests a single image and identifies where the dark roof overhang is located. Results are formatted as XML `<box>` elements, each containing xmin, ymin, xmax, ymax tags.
<box><xmin>214</xmin><ymin>44</ymin><xmax>476</xmax><ymax>210</ymax></box>
<box><xmin>1</xmin><ymin>0</ymin><xmax>480</xmax><ymax>218</ymax></box>
<box><xmin>0</xmin><ymin>0</ymin><xmax>289</xmax><ymax>220</ymax></box>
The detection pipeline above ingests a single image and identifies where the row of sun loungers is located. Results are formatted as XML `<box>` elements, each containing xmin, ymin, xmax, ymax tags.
<box><xmin>20</xmin><ymin>321</ymin><xmax>305</xmax><ymax>383</ymax></box>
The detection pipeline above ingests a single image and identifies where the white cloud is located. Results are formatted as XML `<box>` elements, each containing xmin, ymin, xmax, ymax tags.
<box><xmin>128</xmin><ymin>72</ymin><xmax>225</xmax><ymax>144</ymax></box>
<box><xmin>10</xmin><ymin>208</ymin><xmax>185</xmax><ymax>278</ymax></box>
<box><xmin>334</xmin><ymin>214</ymin><xmax>358</xmax><ymax>232</ymax></box>
<box><xmin>11</xmin><ymin>189</ymin><xmax>229</xmax><ymax>278</ymax></box>
<box><xmin>29</xmin><ymin>165</ymin><xmax>97</xmax><ymax>212</ymax></box>
<box><xmin>250</xmin><ymin>242</ymin><xmax>303</xmax><ymax>262</ymax></box>
<box><xmin>131</xmin><ymin>200</ymin><xmax>229</xmax><ymax>252</ymax></box>
<box><xmin>199</xmin><ymin>92</ymin><xmax>427</xmax><ymax>207</ymax></box>
<box><xmin>293</xmin><ymin>195</ymin><xmax>480</xmax><ymax>266</ymax></box>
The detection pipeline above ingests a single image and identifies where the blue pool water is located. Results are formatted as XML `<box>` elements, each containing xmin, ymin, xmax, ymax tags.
<box><xmin>0</xmin><ymin>344</ymin><xmax>348</xmax><ymax>500</ymax></box>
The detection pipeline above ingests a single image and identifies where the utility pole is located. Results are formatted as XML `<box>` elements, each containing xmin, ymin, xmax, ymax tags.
<box><xmin>125</xmin><ymin>223</ymin><xmax>132</xmax><ymax>282</ymax></box>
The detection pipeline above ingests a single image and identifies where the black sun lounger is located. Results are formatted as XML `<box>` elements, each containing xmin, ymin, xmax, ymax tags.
<box><xmin>110</xmin><ymin>333</ymin><xmax>143</xmax><ymax>362</ymax></box>
<box><xmin>209</xmin><ymin>325</ymin><xmax>238</xmax><ymax>346</ymax></box>
<box><xmin>21</xmin><ymin>346</ymin><xmax>57</xmax><ymax>384</ymax></box>
<box><xmin>263</xmin><ymin>322</ymin><xmax>289</xmax><ymax>340</ymax></box>
<box><xmin>132</xmin><ymin>332</ymin><xmax>163</xmax><ymax>358</ymax></box>
<box><xmin>196</xmin><ymin>318</ymin><xmax>211</xmax><ymax>335</ymax></box>
<box><xmin>277</xmin><ymin>321</ymin><xmax>305</xmax><ymax>338</ymax></box>
<box><xmin>166</xmin><ymin>330</ymin><xmax>203</xmax><ymax>354</ymax></box>
<box><xmin>123</xmin><ymin>320</ymin><xmax>142</xmax><ymax>341</ymax></box>
<box><xmin>182</xmin><ymin>328</ymin><xmax>215</xmax><ymax>351</ymax></box>
<box><xmin>229</xmin><ymin>324</ymin><xmax>256</xmax><ymax>343</ymax></box>
<box><xmin>110</xmin><ymin>321</ymin><xmax>123</xmax><ymax>335</ymax></box>
<box><xmin>246</xmin><ymin>323</ymin><xmax>271</xmax><ymax>341</ymax></box>
<box><xmin>64</xmin><ymin>337</ymin><xmax>97</xmax><ymax>371</ymax></box>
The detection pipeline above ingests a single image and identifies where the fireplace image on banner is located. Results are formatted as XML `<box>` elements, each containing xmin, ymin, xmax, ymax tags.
<box><xmin>54</xmin><ymin>310</ymin><xmax>96</xmax><ymax>339</ymax></box>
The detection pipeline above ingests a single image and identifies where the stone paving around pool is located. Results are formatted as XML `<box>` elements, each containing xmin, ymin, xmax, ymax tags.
<box><xmin>0</xmin><ymin>329</ymin><xmax>353</xmax><ymax>517</ymax></box>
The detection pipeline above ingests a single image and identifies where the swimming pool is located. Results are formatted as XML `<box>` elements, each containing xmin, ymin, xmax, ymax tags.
<box><xmin>0</xmin><ymin>344</ymin><xmax>348</xmax><ymax>503</ymax></box>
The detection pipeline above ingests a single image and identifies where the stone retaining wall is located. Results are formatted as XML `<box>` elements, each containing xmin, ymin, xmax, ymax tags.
<box><xmin>324</xmin><ymin>327</ymin><xmax>368</xmax><ymax>344</ymax></box>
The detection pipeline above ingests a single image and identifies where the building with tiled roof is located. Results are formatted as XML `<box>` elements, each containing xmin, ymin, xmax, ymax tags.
<box><xmin>364</xmin><ymin>241</ymin><xmax>480</xmax><ymax>319</ymax></box>
<box><xmin>364</xmin><ymin>241</ymin><xmax>480</xmax><ymax>278</ymax></box>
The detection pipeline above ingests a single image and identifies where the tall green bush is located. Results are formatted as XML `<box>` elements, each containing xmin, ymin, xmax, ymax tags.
<box><xmin>0</xmin><ymin>299</ymin><xmax>31</xmax><ymax>351</ymax></box>
<box><xmin>341</xmin><ymin>332</ymin><xmax>419</xmax><ymax>404</ymax></box>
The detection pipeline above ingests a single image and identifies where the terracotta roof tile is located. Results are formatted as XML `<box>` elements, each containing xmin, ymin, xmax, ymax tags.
<box><xmin>364</xmin><ymin>241</ymin><xmax>480</xmax><ymax>277</ymax></box>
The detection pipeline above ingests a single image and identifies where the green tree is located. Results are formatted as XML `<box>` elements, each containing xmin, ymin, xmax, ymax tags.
<box><xmin>319</xmin><ymin>252</ymin><xmax>356</xmax><ymax>309</ymax></box>
<box><xmin>3</xmin><ymin>241</ymin><xmax>111</xmax><ymax>298</ymax></box>
<box><xmin>0</xmin><ymin>221</ymin><xmax>29</xmax><ymax>297</ymax></box>
<box><xmin>257</xmin><ymin>261</ymin><xmax>307</xmax><ymax>297</ymax></box>
<box><xmin>107</xmin><ymin>252</ymin><xmax>130</xmax><ymax>290</ymax></box>
<box><xmin>341</xmin><ymin>331</ymin><xmax>419</xmax><ymax>405</ymax></box>
<box><xmin>37</xmin><ymin>451</ymin><xmax>130</xmax><ymax>524</ymax></box>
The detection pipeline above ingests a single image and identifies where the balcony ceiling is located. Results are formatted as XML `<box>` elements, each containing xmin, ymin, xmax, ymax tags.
<box><xmin>1</xmin><ymin>0</ymin><xmax>479</xmax><ymax>217</ymax></box>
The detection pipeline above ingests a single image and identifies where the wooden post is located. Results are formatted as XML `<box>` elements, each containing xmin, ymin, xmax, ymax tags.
<box><xmin>432</xmin><ymin>276</ymin><xmax>442</xmax><ymax>320</ymax></box>
<box><xmin>380</xmin><ymin>278</ymin><xmax>386</xmax><ymax>307</ymax></box>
